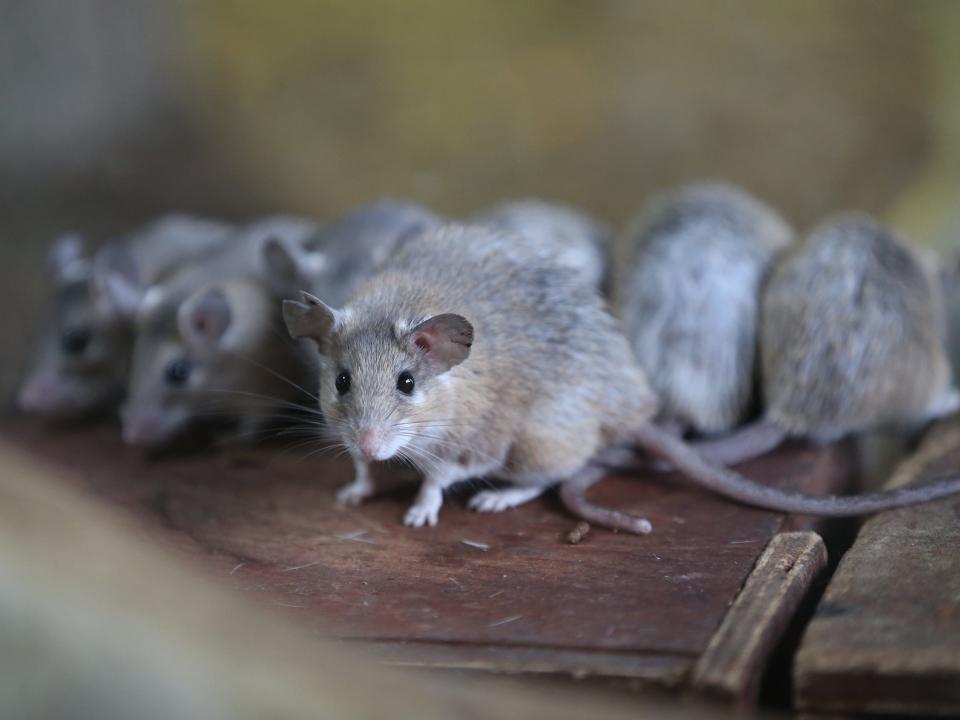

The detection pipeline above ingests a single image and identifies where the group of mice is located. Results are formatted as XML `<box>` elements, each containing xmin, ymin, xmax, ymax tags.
<box><xmin>18</xmin><ymin>183</ymin><xmax>960</xmax><ymax>533</ymax></box>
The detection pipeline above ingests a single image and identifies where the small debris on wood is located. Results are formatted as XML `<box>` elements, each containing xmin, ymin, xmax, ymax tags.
<box><xmin>487</xmin><ymin>614</ymin><xmax>522</xmax><ymax>628</ymax></box>
<box><xmin>336</xmin><ymin>529</ymin><xmax>377</xmax><ymax>545</ymax></box>
<box><xmin>566</xmin><ymin>521</ymin><xmax>591</xmax><ymax>544</ymax></box>
<box><xmin>460</xmin><ymin>539</ymin><xmax>490</xmax><ymax>551</ymax></box>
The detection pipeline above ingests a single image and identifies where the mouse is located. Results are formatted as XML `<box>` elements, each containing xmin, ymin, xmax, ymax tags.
<box><xmin>283</xmin><ymin>223</ymin><xmax>960</xmax><ymax>533</ymax></box>
<box><xmin>469</xmin><ymin>199</ymin><xmax>612</xmax><ymax>292</ymax></box>
<box><xmin>17</xmin><ymin>215</ymin><xmax>235</xmax><ymax>419</ymax></box>
<box><xmin>619</xmin><ymin>182</ymin><xmax>793</xmax><ymax>436</ymax></box>
<box><xmin>667</xmin><ymin>212</ymin><xmax>960</xmax><ymax>469</ymax></box>
<box><xmin>120</xmin><ymin>201</ymin><xmax>440</xmax><ymax>447</ymax></box>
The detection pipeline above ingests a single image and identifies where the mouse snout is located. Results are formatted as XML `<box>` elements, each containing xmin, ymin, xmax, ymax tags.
<box><xmin>356</xmin><ymin>425</ymin><xmax>396</xmax><ymax>462</ymax></box>
<box><xmin>17</xmin><ymin>373</ymin><xmax>64</xmax><ymax>414</ymax></box>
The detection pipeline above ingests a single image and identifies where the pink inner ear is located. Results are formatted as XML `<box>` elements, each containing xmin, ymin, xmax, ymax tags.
<box><xmin>414</xmin><ymin>334</ymin><xmax>430</xmax><ymax>352</ymax></box>
<box><xmin>194</xmin><ymin>315</ymin><xmax>208</xmax><ymax>335</ymax></box>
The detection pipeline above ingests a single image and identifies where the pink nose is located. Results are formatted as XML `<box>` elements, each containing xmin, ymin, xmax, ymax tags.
<box><xmin>17</xmin><ymin>376</ymin><xmax>61</xmax><ymax>413</ymax></box>
<box><xmin>122</xmin><ymin>413</ymin><xmax>161</xmax><ymax>446</ymax></box>
<box><xmin>358</xmin><ymin>428</ymin><xmax>380</xmax><ymax>460</ymax></box>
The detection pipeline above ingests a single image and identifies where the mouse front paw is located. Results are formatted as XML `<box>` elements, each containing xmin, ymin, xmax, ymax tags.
<box><xmin>403</xmin><ymin>499</ymin><xmax>440</xmax><ymax>528</ymax></box>
<box><xmin>336</xmin><ymin>480</ymin><xmax>373</xmax><ymax>507</ymax></box>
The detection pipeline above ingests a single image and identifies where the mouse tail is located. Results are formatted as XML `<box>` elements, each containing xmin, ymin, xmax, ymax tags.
<box><xmin>557</xmin><ymin>466</ymin><xmax>653</xmax><ymax>535</ymax></box>
<box><xmin>595</xmin><ymin>419</ymin><xmax>788</xmax><ymax>473</ymax></box>
<box><xmin>633</xmin><ymin>422</ymin><xmax>960</xmax><ymax>516</ymax></box>
<box><xmin>682</xmin><ymin>419</ymin><xmax>788</xmax><ymax>467</ymax></box>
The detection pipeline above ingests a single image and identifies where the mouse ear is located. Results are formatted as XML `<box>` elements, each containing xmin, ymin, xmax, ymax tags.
<box><xmin>182</xmin><ymin>287</ymin><xmax>232</xmax><ymax>348</ymax></box>
<box><xmin>282</xmin><ymin>291</ymin><xmax>342</xmax><ymax>346</ymax></box>
<box><xmin>92</xmin><ymin>240</ymin><xmax>143</xmax><ymax>319</ymax></box>
<box><xmin>48</xmin><ymin>233</ymin><xmax>89</xmax><ymax>284</ymax></box>
<box><xmin>263</xmin><ymin>237</ymin><xmax>327</xmax><ymax>294</ymax></box>
<box><xmin>408</xmin><ymin>314</ymin><xmax>473</xmax><ymax>373</ymax></box>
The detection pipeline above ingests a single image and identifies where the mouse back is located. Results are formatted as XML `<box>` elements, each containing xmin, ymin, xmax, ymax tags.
<box><xmin>761</xmin><ymin>213</ymin><xmax>954</xmax><ymax>437</ymax></box>
<box><xmin>620</xmin><ymin>182</ymin><xmax>793</xmax><ymax>434</ymax></box>
<box><xmin>470</xmin><ymin>199</ymin><xmax>612</xmax><ymax>291</ymax></box>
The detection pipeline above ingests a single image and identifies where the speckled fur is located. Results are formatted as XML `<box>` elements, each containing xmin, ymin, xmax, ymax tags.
<box><xmin>620</xmin><ymin>183</ymin><xmax>793</xmax><ymax>434</ymax></box>
<box><xmin>762</xmin><ymin>213</ymin><xmax>955</xmax><ymax>438</ymax></box>
<box><xmin>310</xmin><ymin>224</ymin><xmax>657</xmax><ymax>524</ymax></box>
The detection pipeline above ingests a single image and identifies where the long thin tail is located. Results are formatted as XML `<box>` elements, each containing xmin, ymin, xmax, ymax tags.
<box><xmin>557</xmin><ymin>465</ymin><xmax>653</xmax><ymax>535</ymax></box>
<box><xmin>633</xmin><ymin>422</ymin><xmax>960</xmax><ymax>516</ymax></box>
<box><xmin>595</xmin><ymin>419</ymin><xmax>788</xmax><ymax>472</ymax></box>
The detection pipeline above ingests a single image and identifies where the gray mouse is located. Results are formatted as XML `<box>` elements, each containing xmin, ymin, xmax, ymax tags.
<box><xmin>282</xmin><ymin>223</ymin><xmax>960</xmax><ymax>534</ymax></box>
<box><xmin>17</xmin><ymin>215</ymin><xmax>235</xmax><ymax>419</ymax></box>
<box><xmin>121</xmin><ymin>201</ymin><xmax>440</xmax><ymax>447</ymax></box>
<box><xmin>470</xmin><ymin>199</ymin><xmax>612</xmax><ymax>291</ymax></box>
<box><xmin>672</xmin><ymin>212</ymin><xmax>960</xmax><ymax>469</ymax></box>
<box><xmin>620</xmin><ymin>182</ymin><xmax>793</xmax><ymax>436</ymax></box>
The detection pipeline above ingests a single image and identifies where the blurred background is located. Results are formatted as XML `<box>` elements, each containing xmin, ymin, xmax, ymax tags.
<box><xmin>3</xmin><ymin>0</ymin><xmax>960</xmax><ymax>399</ymax></box>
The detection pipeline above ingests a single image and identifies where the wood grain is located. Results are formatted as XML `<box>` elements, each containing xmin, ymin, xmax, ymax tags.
<box><xmin>3</xmin><ymin>419</ymin><xmax>854</xmax><ymax>688</ymax></box>
<box><xmin>795</xmin><ymin>418</ymin><xmax>960</xmax><ymax>716</ymax></box>
<box><xmin>692</xmin><ymin>531</ymin><xmax>827</xmax><ymax>706</ymax></box>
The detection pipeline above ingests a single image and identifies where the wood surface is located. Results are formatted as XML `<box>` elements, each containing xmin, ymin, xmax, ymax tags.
<box><xmin>795</xmin><ymin>418</ymin><xmax>960</xmax><ymax>716</ymax></box>
<box><xmin>3</xmin><ymin>419</ymin><xmax>855</xmax><ymax>689</ymax></box>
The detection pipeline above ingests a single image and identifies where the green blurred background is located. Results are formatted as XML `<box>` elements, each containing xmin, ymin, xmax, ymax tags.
<box><xmin>3</xmin><ymin>0</ymin><xmax>960</xmax><ymax>399</ymax></box>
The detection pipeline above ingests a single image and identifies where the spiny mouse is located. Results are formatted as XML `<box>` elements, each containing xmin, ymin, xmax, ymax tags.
<box><xmin>284</xmin><ymin>223</ymin><xmax>960</xmax><ymax>533</ymax></box>
<box><xmin>673</xmin><ymin>213</ymin><xmax>960</xmax><ymax>469</ymax></box>
<box><xmin>17</xmin><ymin>215</ymin><xmax>234</xmax><ymax>419</ymax></box>
<box><xmin>620</xmin><ymin>182</ymin><xmax>793</xmax><ymax>435</ymax></box>
<box><xmin>121</xmin><ymin>202</ymin><xmax>439</xmax><ymax>447</ymax></box>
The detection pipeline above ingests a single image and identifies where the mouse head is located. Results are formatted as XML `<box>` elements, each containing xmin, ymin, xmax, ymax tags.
<box><xmin>120</xmin><ymin>279</ymin><xmax>275</xmax><ymax>446</ymax></box>
<box><xmin>284</xmin><ymin>292</ymin><xmax>473</xmax><ymax>462</ymax></box>
<box><xmin>19</xmin><ymin>234</ymin><xmax>137</xmax><ymax>418</ymax></box>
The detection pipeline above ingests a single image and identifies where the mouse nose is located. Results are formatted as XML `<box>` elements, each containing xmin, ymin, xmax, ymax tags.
<box><xmin>358</xmin><ymin>428</ymin><xmax>380</xmax><ymax>461</ymax></box>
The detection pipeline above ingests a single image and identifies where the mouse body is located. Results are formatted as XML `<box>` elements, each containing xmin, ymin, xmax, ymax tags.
<box><xmin>285</xmin><ymin>223</ymin><xmax>960</xmax><ymax>533</ymax></box>
<box><xmin>17</xmin><ymin>215</ymin><xmax>235</xmax><ymax>419</ymax></box>
<box><xmin>121</xmin><ymin>201</ymin><xmax>440</xmax><ymax>447</ymax></box>
<box><xmin>620</xmin><ymin>183</ymin><xmax>793</xmax><ymax>435</ymax></box>
<box><xmin>688</xmin><ymin>213</ymin><xmax>960</xmax><ymax>467</ymax></box>
<box><xmin>470</xmin><ymin>199</ymin><xmax>612</xmax><ymax>291</ymax></box>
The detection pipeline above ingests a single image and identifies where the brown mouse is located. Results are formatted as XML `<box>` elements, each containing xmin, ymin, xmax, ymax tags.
<box><xmin>283</xmin><ymin>223</ymin><xmax>960</xmax><ymax>533</ymax></box>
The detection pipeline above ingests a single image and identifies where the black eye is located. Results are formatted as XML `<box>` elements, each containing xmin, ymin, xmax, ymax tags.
<box><xmin>397</xmin><ymin>370</ymin><xmax>415</xmax><ymax>395</ymax></box>
<box><xmin>61</xmin><ymin>327</ymin><xmax>91</xmax><ymax>356</ymax></box>
<box><xmin>165</xmin><ymin>358</ymin><xmax>191</xmax><ymax>386</ymax></box>
<box><xmin>335</xmin><ymin>370</ymin><xmax>351</xmax><ymax>395</ymax></box>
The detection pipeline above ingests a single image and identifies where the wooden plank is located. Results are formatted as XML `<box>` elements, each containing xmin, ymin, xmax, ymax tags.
<box><xmin>795</xmin><ymin>418</ymin><xmax>960</xmax><ymax>716</ymax></box>
<box><xmin>691</xmin><ymin>531</ymin><xmax>827</xmax><ymax>706</ymax></box>
<box><xmin>2</xmin><ymin>419</ymin><xmax>854</xmax><ymax>687</ymax></box>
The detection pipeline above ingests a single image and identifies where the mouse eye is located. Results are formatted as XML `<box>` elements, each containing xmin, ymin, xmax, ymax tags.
<box><xmin>165</xmin><ymin>358</ymin><xmax>192</xmax><ymax>387</ymax></box>
<box><xmin>61</xmin><ymin>327</ymin><xmax>91</xmax><ymax>357</ymax></box>
<box><xmin>396</xmin><ymin>370</ymin><xmax>415</xmax><ymax>395</ymax></box>
<box><xmin>335</xmin><ymin>370</ymin><xmax>351</xmax><ymax>395</ymax></box>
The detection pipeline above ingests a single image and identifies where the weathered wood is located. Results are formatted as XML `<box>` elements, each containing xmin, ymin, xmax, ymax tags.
<box><xmin>795</xmin><ymin>418</ymin><xmax>960</xmax><ymax>716</ymax></box>
<box><xmin>2</xmin><ymin>420</ymin><xmax>854</xmax><ymax>689</ymax></box>
<box><xmin>692</xmin><ymin>532</ymin><xmax>828</xmax><ymax>706</ymax></box>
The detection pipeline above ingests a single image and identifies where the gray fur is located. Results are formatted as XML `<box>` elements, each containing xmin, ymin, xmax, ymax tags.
<box><xmin>293</xmin><ymin>223</ymin><xmax>658</xmax><ymax>526</ymax></box>
<box><xmin>295</xmin><ymin>222</ymin><xmax>960</xmax><ymax>532</ymax></box>
<box><xmin>470</xmin><ymin>199</ymin><xmax>612</xmax><ymax>291</ymax></box>
<box><xmin>121</xmin><ymin>201</ymin><xmax>438</xmax><ymax>447</ymax></box>
<box><xmin>620</xmin><ymin>183</ymin><xmax>793</xmax><ymax>434</ymax></box>
<box><xmin>18</xmin><ymin>215</ymin><xmax>235</xmax><ymax>419</ymax></box>
<box><xmin>762</xmin><ymin>213</ymin><xmax>957</xmax><ymax>438</ymax></box>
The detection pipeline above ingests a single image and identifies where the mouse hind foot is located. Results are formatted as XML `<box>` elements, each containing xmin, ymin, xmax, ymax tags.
<box><xmin>467</xmin><ymin>486</ymin><xmax>545</xmax><ymax>513</ymax></box>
